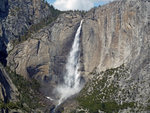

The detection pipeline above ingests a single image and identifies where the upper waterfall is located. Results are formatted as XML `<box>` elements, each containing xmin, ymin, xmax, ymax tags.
<box><xmin>56</xmin><ymin>20</ymin><xmax>84</xmax><ymax>105</ymax></box>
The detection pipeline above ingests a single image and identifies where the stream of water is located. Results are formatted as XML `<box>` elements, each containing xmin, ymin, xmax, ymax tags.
<box><xmin>56</xmin><ymin>20</ymin><xmax>84</xmax><ymax>105</ymax></box>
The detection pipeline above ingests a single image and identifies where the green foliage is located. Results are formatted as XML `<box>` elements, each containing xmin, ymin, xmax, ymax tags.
<box><xmin>0</xmin><ymin>101</ymin><xmax>19</xmax><ymax>110</ymax></box>
<box><xmin>48</xmin><ymin>5</ymin><xmax>62</xmax><ymax>17</ymax></box>
<box><xmin>0</xmin><ymin>101</ymin><xmax>31</xmax><ymax>112</ymax></box>
<box><xmin>77</xmin><ymin>65</ymin><xmax>136</xmax><ymax>113</ymax></box>
<box><xmin>12</xmin><ymin>4</ymin><xmax>62</xmax><ymax>46</ymax></box>
<box><xmin>5</xmin><ymin>67</ymin><xmax>42</xmax><ymax>111</ymax></box>
<box><xmin>0</xmin><ymin>101</ymin><xmax>6</xmax><ymax>109</ymax></box>
<box><xmin>146</xmin><ymin>100</ymin><xmax>150</xmax><ymax>110</ymax></box>
<box><xmin>7</xmin><ymin>102</ymin><xmax>20</xmax><ymax>109</ymax></box>
<box><xmin>10</xmin><ymin>7</ymin><xmax>20</xmax><ymax>16</ymax></box>
<box><xmin>146</xmin><ymin>105</ymin><xmax>150</xmax><ymax>110</ymax></box>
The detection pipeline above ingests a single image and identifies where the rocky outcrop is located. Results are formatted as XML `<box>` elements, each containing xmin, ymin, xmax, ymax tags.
<box><xmin>82</xmin><ymin>0</ymin><xmax>149</xmax><ymax>74</ymax></box>
<box><xmin>75</xmin><ymin>0</ymin><xmax>150</xmax><ymax>112</ymax></box>
<box><xmin>0</xmin><ymin>63</ymin><xmax>18</xmax><ymax>103</ymax></box>
<box><xmin>0</xmin><ymin>0</ymin><xmax>8</xmax><ymax>18</ymax></box>
<box><xmin>7</xmin><ymin>12</ymin><xmax>82</xmax><ymax>96</ymax></box>
<box><xmin>6</xmin><ymin>0</ymin><xmax>150</xmax><ymax>112</ymax></box>
<box><xmin>0</xmin><ymin>0</ymin><xmax>53</xmax><ymax>66</ymax></box>
<box><xmin>1</xmin><ymin>0</ymin><xmax>51</xmax><ymax>40</ymax></box>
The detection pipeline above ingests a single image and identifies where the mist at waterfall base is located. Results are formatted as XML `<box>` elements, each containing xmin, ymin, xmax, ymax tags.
<box><xmin>55</xmin><ymin>20</ymin><xmax>84</xmax><ymax>105</ymax></box>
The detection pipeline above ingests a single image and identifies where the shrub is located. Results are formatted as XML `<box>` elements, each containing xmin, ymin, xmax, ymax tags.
<box><xmin>5</xmin><ymin>67</ymin><xmax>42</xmax><ymax>111</ymax></box>
<box><xmin>77</xmin><ymin>65</ymin><xmax>136</xmax><ymax>113</ymax></box>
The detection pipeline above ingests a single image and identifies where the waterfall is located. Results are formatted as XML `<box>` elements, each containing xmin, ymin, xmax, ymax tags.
<box><xmin>56</xmin><ymin>20</ymin><xmax>83</xmax><ymax>105</ymax></box>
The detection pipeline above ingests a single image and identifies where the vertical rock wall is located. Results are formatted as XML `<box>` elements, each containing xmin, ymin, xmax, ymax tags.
<box><xmin>82</xmin><ymin>0</ymin><xmax>150</xmax><ymax>74</ymax></box>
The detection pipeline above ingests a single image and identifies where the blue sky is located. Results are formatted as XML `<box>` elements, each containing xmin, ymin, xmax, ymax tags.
<box><xmin>47</xmin><ymin>0</ymin><xmax>108</xmax><ymax>6</ymax></box>
<box><xmin>94</xmin><ymin>1</ymin><xmax>109</xmax><ymax>7</ymax></box>
<box><xmin>46</xmin><ymin>0</ymin><xmax>110</xmax><ymax>11</ymax></box>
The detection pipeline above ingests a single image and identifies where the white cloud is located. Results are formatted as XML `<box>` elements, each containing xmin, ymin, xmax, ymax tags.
<box><xmin>53</xmin><ymin>0</ymin><xmax>114</xmax><ymax>11</ymax></box>
<box><xmin>53</xmin><ymin>0</ymin><xmax>93</xmax><ymax>11</ymax></box>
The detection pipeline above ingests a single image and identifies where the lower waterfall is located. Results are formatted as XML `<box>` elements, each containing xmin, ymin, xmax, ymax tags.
<box><xmin>56</xmin><ymin>20</ymin><xmax>84</xmax><ymax>105</ymax></box>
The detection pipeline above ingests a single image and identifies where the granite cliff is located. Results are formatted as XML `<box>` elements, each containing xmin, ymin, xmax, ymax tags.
<box><xmin>0</xmin><ymin>0</ymin><xmax>60</xmax><ymax>112</ymax></box>
<box><xmin>7</xmin><ymin>12</ymin><xmax>82</xmax><ymax>97</ymax></box>
<box><xmin>0</xmin><ymin>0</ymin><xmax>150</xmax><ymax>112</ymax></box>
<box><xmin>72</xmin><ymin>0</ymin><xmax>150</xmax><ymax>112</ymax></box>
<box><xmin>0</xmin><ymin>63</ymin><xmax>19</xmax><ymax>113</ymax></box>
<box><xmin>0</xmin><ymin>0</ymin><xmax>58</xmax><ymax>66</ymax></box>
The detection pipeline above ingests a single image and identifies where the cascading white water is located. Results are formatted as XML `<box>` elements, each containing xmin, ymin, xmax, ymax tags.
<box><xmin>56</xmin><ymin>20</ymin><xmax>83</xmax><ymax>105</ymax></box>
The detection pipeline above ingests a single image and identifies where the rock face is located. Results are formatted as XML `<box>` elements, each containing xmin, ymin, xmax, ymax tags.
<box><xmin>1</xmin><ymin>0</ymin><xmax>51</xmax><ymax>40</ymax></box>
<box><xmin>82</xmin><ymin>0</ymin><xmax>149</xmax><ymax>74</ymax></box>
<box><xmin>7</xmin><ymin>12</ymin><xmax>82</xmax><ymax>96</ymax></box>
<box><xmin>0</xmin><ymin>63</ymin><xmax>18</xmax><ymax>104</ymax></box>
<box><xmin>75</xmin><ymin>0</ymin><xmax>150</xmax><ymax>112</ymax></box>
<box><xmin>0</xmin><ymin>0</ymin><xmax>8</xmax><ymax>18</ymax></box>
<box><xmin>0</xmin><ymin>0</ymin><xmax>52</xmax><ymax>66</ymax></box>
<box><xmin>5</xmin><ymin>0</ymin><xmax>150</xmax><ymax>112</ymax></box>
